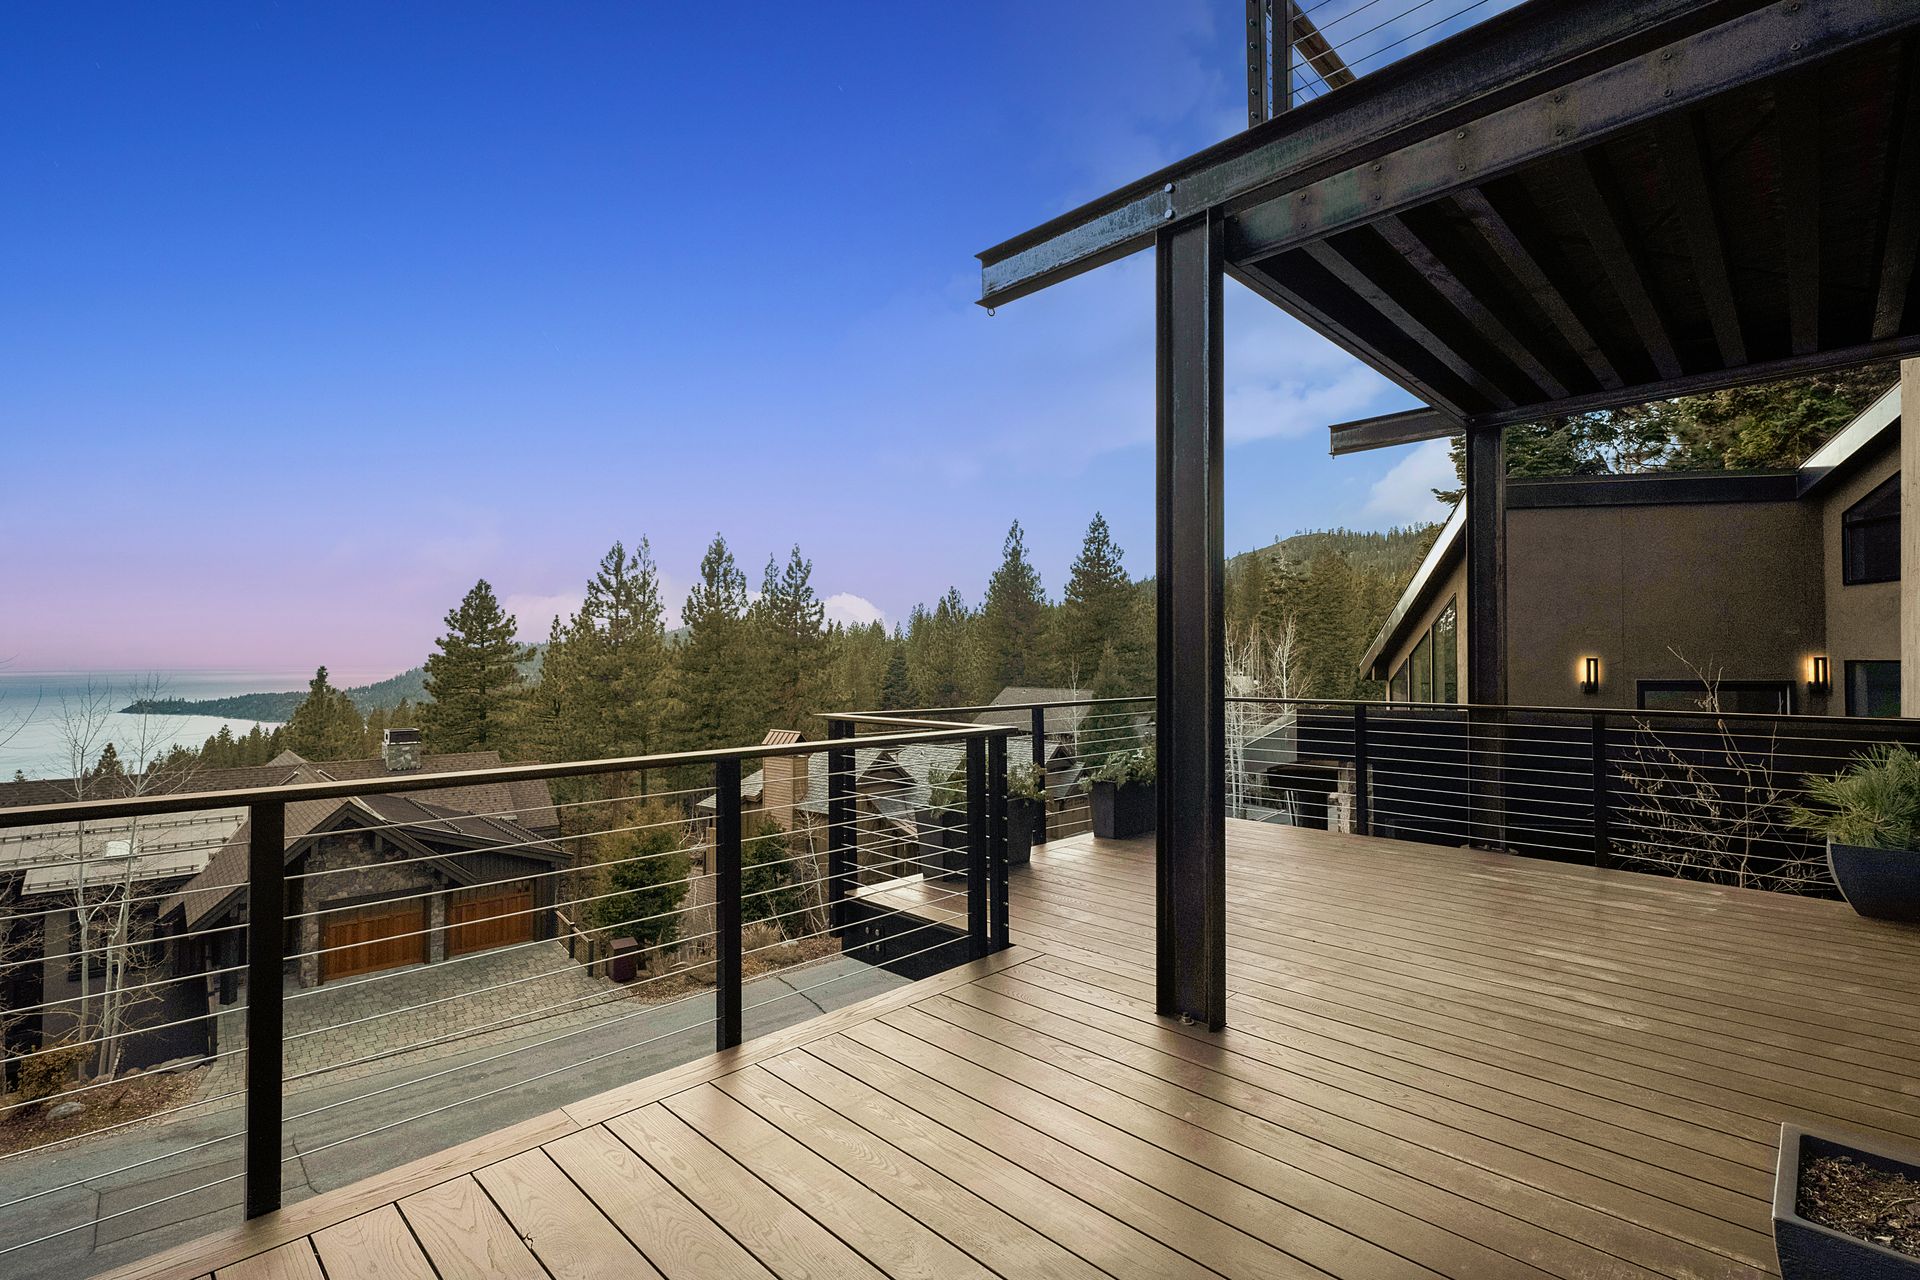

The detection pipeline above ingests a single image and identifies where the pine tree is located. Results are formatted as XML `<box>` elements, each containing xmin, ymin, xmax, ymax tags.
<box><xmin>421</xmin><ymin>579</ymin><xmax>531</xmax><ymax>753</ymax></box>
<box><xmin>574</xmin><ymin>540</ymin><xmax>670</xmax><ymax>759</ymax></box>
<box><xmin>588</xmin><ymin>801</ymin><xmax>690</xmax><ymax>950</ymax></box>
<box><xmin>879</xmin><ymin>637</ymin><xmax>913</xmax><ymax>710</ymax></box>
<box><xmin>670</xmin><ymin>535</ymin><xmax>756</xmax><ymax>749</ymax></box>
<box><xmin>749</xmin><ymin>546</ymin><xmax>826</xmax><ymax>733</ymax></box>
<box><xmin>283</xmin><ymin>667</ymin><xmax>366</xmax><ymax>760</ymax></box>
<box><xmin>906</xmin><ymin>589</ymin><xmax>976</xmax><ymax>707</ymax></box>
<box><xmin>974</xmin><ymin>521</ymin><xmax>1048</xmax><ymax>694</ymax></box>
<box><xmin>88</xmin><ymin>743</ymin><xmax>125</xmax><ymax>781</ymax></box>
<box><xmin>1056</xmin><ymin>513</ymin><xmax>1145</xmax><ymax>694</ymax></box>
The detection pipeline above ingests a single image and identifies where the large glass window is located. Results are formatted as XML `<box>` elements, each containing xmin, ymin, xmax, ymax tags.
<box><xmin>1390</xmin><ymin>664</ymin><xmax>1409</xmax><ymax>703</ymax></box>
<box><xmin>1637</xmin><ymin>680</ymin><xmax>1795</xmax><ymax>714</ymax></box>
<box><xmin>1845</xmin><ymin>660</ymin><xmax>1902</xmax><ymax>718</ymax></box>
<box><xmin>1433</xmin><ymin>600</ymin><xmax>1459</xmax><ymax>703</ymax></box>
<box><xmin>1410</xmin><ymin>632</ymin><xmax>1433</xmax><ymax>702</ymax></box>
<box><xmin>1842</xmin><ymin>473</ymin><xmax>1900</xmax><ymax>584</ymax></box>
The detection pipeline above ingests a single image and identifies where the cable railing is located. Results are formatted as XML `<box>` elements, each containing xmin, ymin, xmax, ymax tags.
<box><xmin>0</xmin><ymin>721</ymin><xmax>1012</xmax><ymax>1271</ymax></box>
<box><xmin>1229</xmin><ymin>696</ymin><xmax>1920</xmax><ymax>896</ymax></box>
<box><xmin>843</xmin><ymin>691</ymin><xmax>1920</xmax><ymax>901</ymax></box>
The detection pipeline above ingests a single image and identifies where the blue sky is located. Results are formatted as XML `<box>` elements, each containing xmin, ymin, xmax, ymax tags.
<box><xmin>0</xmin><ymin>1</ymin><xmax>1482</xmax><ymax>678</ymax></box>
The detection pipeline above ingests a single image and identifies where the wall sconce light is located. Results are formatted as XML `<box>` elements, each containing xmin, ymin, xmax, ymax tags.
<box><xmin>1580</xmin><ymin>656</ymin><xmax>1601</xmax><ymax>696</ymax></box>
<box><xmin>1809</xmin><ymin>656</ymin><xmax>1831</xmax><ymax>697</ymax></box>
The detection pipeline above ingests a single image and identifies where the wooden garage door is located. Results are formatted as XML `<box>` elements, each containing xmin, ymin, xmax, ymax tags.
<box><xmin>321</xmin><ymin>899</ymin><xmax>427</xmax><ymax>983</ymax></box>
<box><xmin>448</xmin><ymin>881</ymin><xmax>535</xmax><ymax>957</ymax></box>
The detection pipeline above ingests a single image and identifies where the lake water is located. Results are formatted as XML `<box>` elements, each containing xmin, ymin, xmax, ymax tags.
<box><xmin>0</xmin><ymin>670</ymin><xmax>315</xmax><ymax>781</ymax></box>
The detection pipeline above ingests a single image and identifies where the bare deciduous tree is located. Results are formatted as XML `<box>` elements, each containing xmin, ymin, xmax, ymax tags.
<box><xmin>1614</xmin><ymin>652</ymin><xmax>1825</xmax><ymax>893</ymax></box>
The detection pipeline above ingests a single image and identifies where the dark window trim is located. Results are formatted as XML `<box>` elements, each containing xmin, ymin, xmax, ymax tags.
<box><xmin>1843</xmin><ymin>659</ymin><xmax>1902</xmax><ymax>718</ymax></box>
<box><xmin>1841</xmin><ymin>473</ymin><xmax>1900</xmax><ymax>586</ymax></box>
<box><xmin>1634</xmin><ymin>679</ymin><xmax>1796</xmax><ymax>714</ymax></box>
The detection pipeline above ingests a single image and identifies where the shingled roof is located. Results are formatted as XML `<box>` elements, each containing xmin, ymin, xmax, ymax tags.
<box><xmin>145</xmin><ymin>751</ymin><xmax>564</xmax><ymax>930</ymax></box>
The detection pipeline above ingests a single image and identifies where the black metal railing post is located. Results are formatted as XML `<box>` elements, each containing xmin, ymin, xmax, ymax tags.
<box><xmin>714</xmin><ymin>758</ymin><xmax>743</xmax><ymax>1051</ymax></box>
<box><xmin>965</xmin><ymin>736</ymin><xmax>988</xmax><ymax>959</ymax></box>
<box><xmin>826</xmin><ymin>718</ymin><xmax>855</xmax><ymax>937</ymax></box>
<box><xmin>1352</xmin><ymin>703</ymin><xmax>1371</xmax><ymax>837</ymax></box>
<box><xmin>989</xmin><ymin>731</ymin><xmax>1010</xmax><ymax>951</ymax></box>
<box><xmin>1591</xmin><ymin>714</ymin><xmax>1611</xmax><ymax>869</ymax></box>
<box><xmin>1030</xmin><ymin>704</ymin><xmax>1048</xmax><ymax>846</ymax></box>
<box><xmin>243</xmin><ymin>800</ymin><xmax>285</xmax><ymax>1220</ymax></box>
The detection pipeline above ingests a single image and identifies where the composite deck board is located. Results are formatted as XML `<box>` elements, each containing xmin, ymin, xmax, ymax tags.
<box><xmin>96</xmin><ymin>821</ymin><xmax>1920</xmax><ymax>1280</ymax></box>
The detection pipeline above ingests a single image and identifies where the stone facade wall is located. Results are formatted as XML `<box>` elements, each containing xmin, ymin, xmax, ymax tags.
<box><xmin>293</xmin><ymin>831</ymin><xmax>445</xmax><ymax>989</ymax></box>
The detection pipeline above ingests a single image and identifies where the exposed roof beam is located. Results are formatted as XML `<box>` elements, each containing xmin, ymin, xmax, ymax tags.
<box><xmin>1557</xmin><ymin>150</ymin><xmax>1685</xmax><ymax>381</ymax></box>
<box><xmin>1462</xmin><ymin>330</ymin><xmax>1920</xmax><ymax>430</ymax></box>
<box><xmin>1777</xmin><ymin>71</ymin><xmax>1822</xmax><ymax>356</ymax></box>
<box><xmin>1328</xmin><ymin>407</ymin><xmax>1460</xmax><ymax>456</ymax></box>
<box><xmin>979</xmin><ymin>0</ymin><xmax>1791</xmax><ymax>306</ymax></box>
<box><xmin>1228</xmin><ymin>261</ymin><xmax>1471</xmax><ymax>419</ymax></box>
<box><xmin>1222</xmin><ymin>2</ymin><xmax>1918</xmax><ymax>268</ymax></box>
<box><xmin>1871</xmin><ymin>43</ymin><xmax>1919</xmax><ymax>341</ymax></box>
<box><xmin>1450</xmin><ymin>187</ymin><xmax>1623</xmax><ymax>390</ymax></box>
<box><xmin>1372</xmin><ymin>213</ymin><xmax>1569</xmax><ymax>400</ymax></box>
<box><xmin>1655</xmin><ymin>115</ymin><xmax>1748</xmax><ymax>367</ymax></box>
<box><xmin>1300</xmin><ymin>239</ymin><xmax>1517</xmax><ymax>410</ymax></box>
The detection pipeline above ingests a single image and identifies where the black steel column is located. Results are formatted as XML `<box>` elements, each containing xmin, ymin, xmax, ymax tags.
<box><xmin>965</xmin><ymin>736</ymin><xmax>989</xmax><ymax>959</ymax></box>
<box><xmin>825</xmin><ymin>719</ymin><xmax>855</xmax><ymax>936</ymax></box>
<box><xmin>1591</xmin><ymin>714</ymin><xmax>1611</xmax><ymax>869</ymax></box>
<box><xmin>714</xmin><ymin>757</ymin><xmax>743</xmax><ymax>1051</ymax></box>
<box><xmin>988</xmin><ymin>732</ymin><xmax>1011</xmax><ymax>951</ymax></box>
<box><xmin>1465</xmin><ymin>426</ymin><xmax>1508</xmax><ymax>850</ymax></box>
<box><xmin>1352</xmin><ymin>703</ymin><xmax>1370</xmax><ymax>837</ymax></box>
<box><xmin>1030</xmin><ymin>704</ymin><xmax>1048</xmax><ymax>846</ymax></box>
<box><xmin>1155</xmin><ymin>209</ymin><xmax>1228</xmax><ymax>1031</ymax></box>
<box><xmin>243</xmin><ymin>801</ymin><xmax>285</xmax><ymax>1220</ymax></box>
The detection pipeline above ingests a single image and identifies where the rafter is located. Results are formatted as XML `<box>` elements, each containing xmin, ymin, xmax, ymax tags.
<box><xmin>1557</xmin><ymin>150</ymin><xmax>1684</xmax><ymax>381</ymax></box>
<box><xmin>1655</xmin><ymin>115</ymin><xmax>1747</xmax><ymax>367</ymax></box>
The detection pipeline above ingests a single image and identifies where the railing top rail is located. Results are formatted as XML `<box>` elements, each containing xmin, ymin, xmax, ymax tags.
<box><xmin>0</xmin><ymin>722</ymin><xmax>1018</xmax><ymax>829</ymax></box>
<box><xmin>1226</xmin><ymin>694</ymin><xmax>1920</xmax><ymax>731</ymax></box>
<box><xmin>824</xmin><ymin>695</ymin><xmax>1154</xmax><ymax>720</ymax></box>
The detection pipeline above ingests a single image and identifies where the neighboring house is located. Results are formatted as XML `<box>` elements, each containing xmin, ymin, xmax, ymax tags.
<box><xmin>1362</xmin><ymin>384</ymin><xmax>1904</xmax><ymax>716</ymax></box>
<box><xmin>162</xmin><ymin>736</ymin><xmax>568</xmax><ymax>997</ymax></box>
<box><xmin>0</xmin><ymin>733</ymin><xmax>571</xmax><ymax>1073</ymax></box>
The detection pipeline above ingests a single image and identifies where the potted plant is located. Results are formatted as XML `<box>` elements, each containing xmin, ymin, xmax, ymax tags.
<box><xmin>1086</xmin><ymin>744</ymin><xmax>1156</xmax><ymax>840</ymax></box>
<box><xmin>918</xmin><ymin>765</ymin><xmax>969</xmax><ymax>881</ymax></box>
<box><xmin>1789</xmin><ymin>745</ymin><xmax>1920</xmax><ymax>922</ymax></box>
<box><xmin>1774</xmin><ymin>1124</ymin><xmax>1920</xmax><ymax>1277</ymax></box>
<box><xmin>1007</xmin><ymin>764</ymin><xmax>1045</xmax><ymax>866</ymax></box>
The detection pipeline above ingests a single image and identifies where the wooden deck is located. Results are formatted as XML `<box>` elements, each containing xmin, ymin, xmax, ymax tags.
<box><xmin>102</xmin><ymin>819</ymin><xmax>1920</xmax><ymax>1280</ymax></box>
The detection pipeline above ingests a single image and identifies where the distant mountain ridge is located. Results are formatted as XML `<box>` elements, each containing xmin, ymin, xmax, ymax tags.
<box><xmin>123</xmin><ymin>667</ymin><xmax>430</xmax><ymax>721</ymax></box>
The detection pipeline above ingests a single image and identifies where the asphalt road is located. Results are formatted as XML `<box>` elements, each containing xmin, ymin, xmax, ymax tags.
<box><xmin>0</xmin><ymin>958</ymin><xmax>905</xmax><ymax>1280</ymax></box>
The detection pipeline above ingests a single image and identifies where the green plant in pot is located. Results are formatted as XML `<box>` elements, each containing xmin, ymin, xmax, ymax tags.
<box><xmin>1007</xmin><ymin>763</ymin><xmax>1045</xmax><ymax>866</ymax></box>
<box><xmin>1085</xmin><ymin>743</ymin><xmax>1156</xmax><ymax>840</ymax></box>
<box><xmin>1789</xmin><ymin>745</ymin><xmax>1920</xmax><ymax>923</ymax></box>
<box><xmin>920</xmin><ymin>764</ymin><xmax>969</xmax><ymax>881</ymax></box>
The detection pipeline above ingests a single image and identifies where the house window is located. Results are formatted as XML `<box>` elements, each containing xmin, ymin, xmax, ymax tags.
<box><xmin>1410</xmin><ymin>633</ymin><xmax>1433</xmax><ymax>703</ymax></box>
<box><xmin>1842</xmin><ymin>473</ymin><xmax>1900</xmax><ymax>584</ymax></box>
<box><xmin>1636</xmin><ymin>680</ymin><xmax>1795</xmax><ymax>715</ymax></box>
<box><xmin>1845</xmin><ymin>660</ymin><xmax>1901</xmax><ymax>718</ymax></box>
<box><xmin>1433</xmin><ymin>600</ymin><xmax>1459</xmax><ymax>703</ymax></box>
<box><xmin>1390</xmin><ymin>664</ymin><xmax>1409</xmax><ymax>703</ymax></box>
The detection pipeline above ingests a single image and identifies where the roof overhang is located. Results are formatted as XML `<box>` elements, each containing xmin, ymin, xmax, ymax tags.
<box><xmin>983</xmin><ymin>0</ymin><xmax>1920</xmax><ymax>430</ymax></box>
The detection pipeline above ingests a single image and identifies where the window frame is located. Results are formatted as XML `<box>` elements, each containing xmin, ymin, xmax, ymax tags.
<box><xmin>1844</xmin><ymin>659</ymin><xmax>1902</xmax><ymax>718</ymax></box>
<box><xmin>1634</xmin><ymin>679</ymin><xmax>1796</xmax><ymax>715</ymax></box>
<box><xmin>1841</xmin><ymin>473</ymin><xmax>1901</xmax><ymax>586</ymax></box>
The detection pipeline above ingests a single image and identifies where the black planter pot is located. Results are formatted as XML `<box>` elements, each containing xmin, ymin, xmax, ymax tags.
<box><xmin>1091</xmin><ymin>780</ymin><xmax>1156</xmax><ymax>840</ymax></box>
<box><xmin>1828</xmin><ymin>842</ymin><xmax>1920</xmax><ymax>923</ymax></box>
<box><xmin>917</xmin><ymin>809</ymin><xmax>968</xmax><ymax>882</ymax></box>
<box><xmin>1007</xmin><ymin>796</ymin><xmax>1040</xmax><ymax>867</ymax></box>
<box><xmin>1774</xmin><ymin>1124</ymin><xmax>1920</xmax><ymax>1278</ymax></box>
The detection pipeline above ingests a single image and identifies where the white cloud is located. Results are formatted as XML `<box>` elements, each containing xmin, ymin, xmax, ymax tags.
<box><xmin>1362</xmin><ymin>439</ymin><xmax>1456</xmax><ymax>526</ymax></box>
<box><xmin>823</xmin><ymin>592</ymin><xmax>885</xmax><ymax>629</ymax></box>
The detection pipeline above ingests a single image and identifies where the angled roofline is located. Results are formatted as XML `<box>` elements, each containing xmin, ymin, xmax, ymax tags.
<box><xmin>1359</xmin><ymin>503</ymin><xmax>1463</xmax><ymax>679</ymax></box>
<box><xmin>1797</xmin><ymin>381</ymin><xmax>1903</xmax><ymax>497</ymax></box>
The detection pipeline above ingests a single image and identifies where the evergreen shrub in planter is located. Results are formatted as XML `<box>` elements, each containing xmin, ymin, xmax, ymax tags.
<box><xmin>1774</xmin><ymin>1124</ymin><xmax>1920</xmax><ymax>1277</ymax></box>
<box><xmin>1007</xmin><ymin>764</ymin><xmax>1044</xmax><ymax>866</ymax></box>
<box><xmin>1790</xmin><ymin>746</ymin><xmax>1920</xmax><ymax>923</ymax></box>
<box><xmin>1087</xmin><ymin>745</ymin><xmax>1156</xmax><ymax>840</ymax></box>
